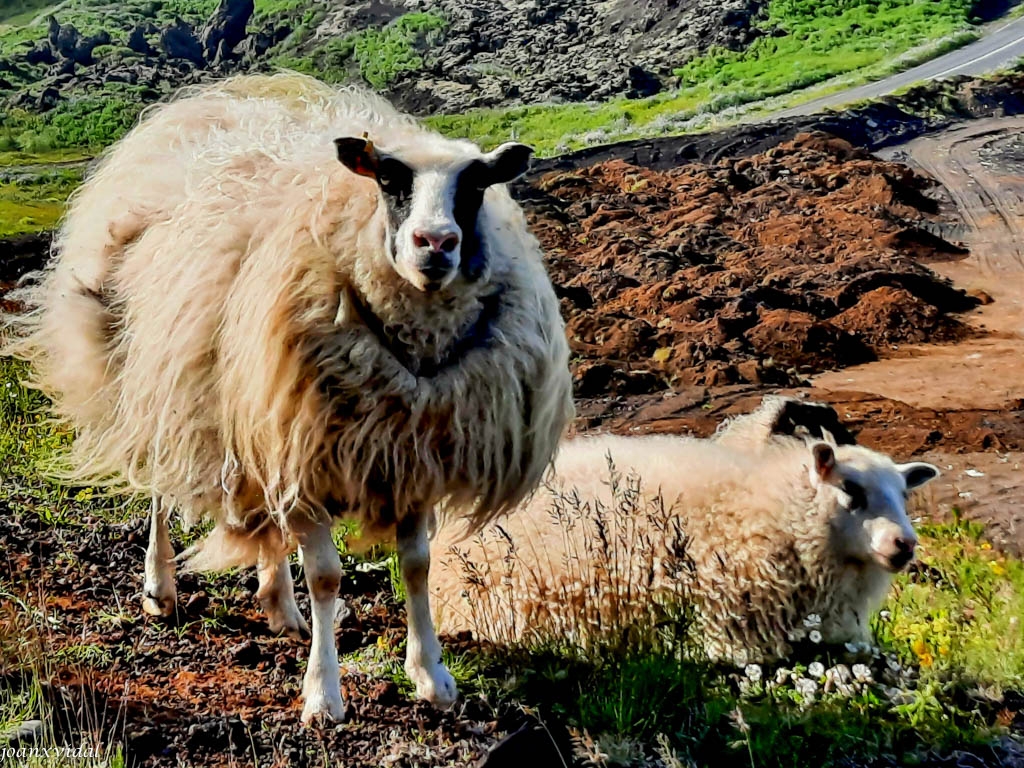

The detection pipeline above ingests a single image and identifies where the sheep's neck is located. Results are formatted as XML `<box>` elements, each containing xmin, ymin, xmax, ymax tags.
<box><xmin>341</xmin><ymin>281</ymin><xmax>504</xmax><ymax>378</ymax></box>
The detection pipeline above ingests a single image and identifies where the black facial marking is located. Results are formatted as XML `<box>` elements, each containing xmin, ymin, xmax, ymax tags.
<box><xmin>841</xmin><ymin>480</ymin><xmax>867</xmax><ymax>510</ymax></box>
<box><xmin>375</xmin><ymin>156</ymin><xmax>414</xmax><ymax>260</ymax></box>
<box><xmin>376</xmin><ymin>157</ymin><xmax>414</xmax><ymax>203</ymax></box>
<box><xmin>453</xmin><ymin>160</ymin><xmax>489</xmax><ymax>282</ymax></box>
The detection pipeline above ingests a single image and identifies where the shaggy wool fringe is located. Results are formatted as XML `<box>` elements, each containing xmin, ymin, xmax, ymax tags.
<box><xmin>3</xmin><ymin>72</ymin><xmax>574</xmax><ymax>567</ymax></box>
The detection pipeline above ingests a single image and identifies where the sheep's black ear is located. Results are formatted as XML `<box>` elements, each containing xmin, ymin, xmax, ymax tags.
<box><xmin>899</xmin><ymin>462</ymin><xmax>940</xmax><ymax>490</ymax></box>
<box><xmin>811</xmin><ymin>442</ymin><xmax>836</xmax><ymax>480</ymax></box>
<box><xmin>481</xmin><ymin>142</ymin><xmax>534</xmax><ymax>186</ymax></box>
<box><xmin>335</xmin><ymin>136</ymin><xmax>379</xmax><ymax>179</ymax></box>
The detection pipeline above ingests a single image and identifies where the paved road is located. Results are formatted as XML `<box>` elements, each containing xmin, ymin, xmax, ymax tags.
<box><xmin>769</xmin><ymin>13</ymin><xmax>1024</xmax><ymax>119</ymax></box>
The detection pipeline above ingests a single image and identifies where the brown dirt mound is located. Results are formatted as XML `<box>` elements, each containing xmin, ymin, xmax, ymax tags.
<box><xmin>526</xmin><ymin>132</ymin><xmax>977</xmax><ymax>397</ymax></box>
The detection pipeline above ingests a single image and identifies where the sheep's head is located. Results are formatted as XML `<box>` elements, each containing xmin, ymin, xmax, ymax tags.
<box><xmin>810</xmin><ymin>442</ymin><xmax>939</xmax><ymax>573</ymax></box>
<box><xmin>334</xmin><ymin>135</ymin><xmax>533</xmax><ymax>292</ymax></box>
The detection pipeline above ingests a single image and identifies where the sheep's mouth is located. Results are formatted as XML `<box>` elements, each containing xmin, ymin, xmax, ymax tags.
<box><xmin>340</xmin><ymin>282</ymin><xmax>504</xmax><ymax>378</ymax></box>
<box><xmin>872</xmin><ymin>550</ymin><xmax>914</xmax><ymax>573</ymax></box>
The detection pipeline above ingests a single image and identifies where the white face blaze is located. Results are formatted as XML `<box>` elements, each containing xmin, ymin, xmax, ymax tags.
<box><xmin>393</xmin><ymin>169</ymin><xmax>464</xmax><ymax>292</ymax></box>
<box><xmin>810</xmin><ymin>443</ymin><xmax>940</xmax><ymax>572</ymax></box>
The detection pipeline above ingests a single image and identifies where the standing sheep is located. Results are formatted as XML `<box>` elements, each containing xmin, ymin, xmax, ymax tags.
<box><xmin>4</xmin><ymin>73</ymin><xmax>574</xmax><ymax>722</ymax></box>
<box><xmin>430</xmin><ymin>422</ymin><xmax>939</xmax><ymax>664</ymax></box>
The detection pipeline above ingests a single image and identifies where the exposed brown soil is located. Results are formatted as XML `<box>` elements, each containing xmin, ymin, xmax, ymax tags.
<box><xmin>528</xmin><ymin>132</ymin><xmax>977</xmax><ymax>397</ymax></box>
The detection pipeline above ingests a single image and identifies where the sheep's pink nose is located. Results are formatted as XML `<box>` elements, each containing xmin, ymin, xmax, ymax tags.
<box><xmin>412</xmin><ymin>229</ymin><xmax>459</xmax><ymax>253</ymax></box>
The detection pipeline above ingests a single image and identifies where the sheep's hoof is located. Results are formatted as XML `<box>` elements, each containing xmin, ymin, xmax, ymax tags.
<box><xmin>301</xmin><ymin>693</ymin><xmax>346</xmax><ymax>725</ymax></box>
<box><xmin>141</xmin><ymin>588</ymin><xmax>176</xmax><ymax>618</ymax></box>
<box><xmin>408</xmin><ymin>662</ymin><xmax>458</xmax><ymax>710</ymax></box>
<box><xmin>268</xmin><ymin>613</ymin><xmax>310</xmax><ymax>641</ymax></box>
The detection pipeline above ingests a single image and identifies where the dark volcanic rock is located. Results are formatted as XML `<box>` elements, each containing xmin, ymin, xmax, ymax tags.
<box><xmin>25</xmin><ymin>42</ymin><xmax>57</xmax><ymax>66</ymax></box>
<box><xmin>199</xmin><ymin>0</ymin><xmax>254</xmax><ymax>63</ymax></box>
<box><xmin>128</xmin><ymin>23</ymin><xmax>157</xmax><ymax>56</ymax></box>
<box><xmin>160</xmin><ymin>17</ymin><xmax>205</xmax><ymax>66</ymax></box>
<box><xmin>48</xmin><ymin>16</ymin><xmax>110</xmax><ymax>65</ymax></box>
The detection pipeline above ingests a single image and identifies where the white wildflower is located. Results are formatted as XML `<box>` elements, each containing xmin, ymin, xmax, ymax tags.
<box><xmin>826</xmin><ymin>665</ymin><xmax>851</xmax><ymax>685</ymax></box>
<box><xmin>803</xmin><ymin>614</ymin><xmax>822</xmax><ymax>629</ymax></box>
<box><xmin>794</xmin><ymin>677</ymin><xmax>818</xmax><ymax>701</ymax></box>
<box><xmin>744</xmin><ymin>664</ymin><xmax>762</xmax><ymax>683</ymax></box>
<box><xmin>879</xmin><ymin>610</ymin><xmax>891</xmax><ymax>621</ymax></box>
<box><xmin>852</xmin><ymin>664</ymin><xmax>873</xmax><ymax>683</ymax></box>
<box><xmin>809</xmin><ymin>629</ymin><xmax>823</xmax><ymax>644</ymax></box>
<box><xmin>808</xmin><ymin>661</ymin><xmax>825</xmax><ymax>679</ymax></box>
<box><xmin>774</xmin><ymin>667</ymin><xmax>792</xmax><ymax>686</ymax></box>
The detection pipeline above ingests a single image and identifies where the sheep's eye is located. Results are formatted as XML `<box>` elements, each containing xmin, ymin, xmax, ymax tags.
<box><xmin>376</xmin><ymin>159</ymin><xmax>412</xmax><ymax>201</ymax></box>
<box><xmin>841</xmin><ymin>480</ymin><xmax>867</xmax><ymax>509</ymax></box>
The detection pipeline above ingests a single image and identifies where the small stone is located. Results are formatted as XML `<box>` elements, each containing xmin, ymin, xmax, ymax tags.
<box><xmin>1</xmin><ymin>719</ymin><xmax>44</xmax><ymax>744</ymax></box>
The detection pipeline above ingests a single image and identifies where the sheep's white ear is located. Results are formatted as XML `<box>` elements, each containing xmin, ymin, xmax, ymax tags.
<box><xmin>481</xmin><ymin>142</ymin><xmax>534</xmax><ymax>186</ymax></box>
<box><xmin>898</xmin><ymin>462</ymin><xmax>940</xmax><ymax>490</ymax></box>
<box><xmin>810</xmin><ymin>442</ymin><xmax>836</xmax><ymax>481</ymax></box>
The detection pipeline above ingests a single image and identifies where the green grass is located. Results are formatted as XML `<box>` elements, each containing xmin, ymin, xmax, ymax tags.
<box><xmin>0</xmin><ymin>166</ymin><xmax>81</xmax><ymax>237</ymax></box>
<box><xmin>0</xmin><ymin>0</ymin><xmax>57</xmax><ymax>27</ymax></box>
<box><xmin>273</xmin><ymin>11</ymin><xmax>447</xmax><ymax>88</ymax></box>
<box><xmin>428</xmin><ymin>0</ymin><xmax>984</xmax><ymax>154</ymax></box>
<box><xmin>0</xmin><ymin>91</ymin><xmax>144</xmax><ymax>155</ymax></box>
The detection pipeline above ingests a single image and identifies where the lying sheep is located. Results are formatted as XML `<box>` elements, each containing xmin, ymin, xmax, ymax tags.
<box><xmin>431</xmin><ymin>417</ymin><xmax>938</xmax><ymax>664</ymax></box>
<box><xmin>4</xmin><ymin>73</ymin><xmax>573</xmax><ymax>721</ymax></box>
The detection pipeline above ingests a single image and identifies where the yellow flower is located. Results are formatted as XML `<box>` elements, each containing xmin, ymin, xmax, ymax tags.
<box><xmin>990</xmin><ymin>562</ymin><xmax>1007</xmax><ymax>577</ymax></box>
<box><xmin>919</xmin><ymin>652</ymin><xmax>934</xmax><ymax>668</ymax></box>
<box><xmin>981</xmin><ymin>542</ymin><xmax>992</xmax><ymax>550</ymax></box>
<box><xmin>911</xmin><ymin>638</ymin><xmax>928</xmax><ymax>657</ymax></box>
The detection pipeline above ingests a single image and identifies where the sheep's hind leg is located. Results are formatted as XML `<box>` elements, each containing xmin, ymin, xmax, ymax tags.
<box><xmin>257</xmin><ymin>554</ymin><xmax>309</xmax><ymax>640</ymax></box>
<box><xmin>296</xmin><ymin>519</ymin><xmax>346</xmax><ymax>723</ymax></box>
<box><xmin>397</xmin><ymin>511</ymin><xmax>458</xmax><ymax>709</ymax></box>
<box><xmin>142</xmin><ymin>496</ymin><xmax>177</xmax><ymax>617</ymax></box>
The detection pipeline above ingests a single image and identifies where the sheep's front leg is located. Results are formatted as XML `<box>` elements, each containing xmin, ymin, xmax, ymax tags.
<box><xmin>296</xmin><ymin>520</ymin><xmax>345</xmax><ymax>723</ymax></box>
<box><xmin>142</xmin><ymin>496</ymin><xmax>177</xmax><ymax>617</ymax></box>
<box><xmin>397</xmin><ymin>511</ymin><xmax>457</xmax><ymax>708</ymax></box>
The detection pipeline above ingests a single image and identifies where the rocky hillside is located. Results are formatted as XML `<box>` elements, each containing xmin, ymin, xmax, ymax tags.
<box><xmin>0</xmin><ymin>0</ymin><xmax>767</xmax><ymax>117</ymax></box>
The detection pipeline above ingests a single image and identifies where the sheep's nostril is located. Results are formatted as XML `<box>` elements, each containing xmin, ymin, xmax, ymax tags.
<box><xmin>895</xmin><ymin>537</ymin><xmax>916</xmax><ymax>555</ymax></box>
<box><xmin>412</xmin><ymin>229</ymin><xmax>459</xmax><ymax>253</ymax></box>
<box><xmin>438</xmin><ymin>233</ymin><xmax>459</xmax><ymax>252</ymax></box>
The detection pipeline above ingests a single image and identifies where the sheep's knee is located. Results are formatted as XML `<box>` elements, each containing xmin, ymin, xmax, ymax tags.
<box><xmin>142</xmin><ymin>497</ymin><xmax>176</xmax><ymax>618</ymax></box>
